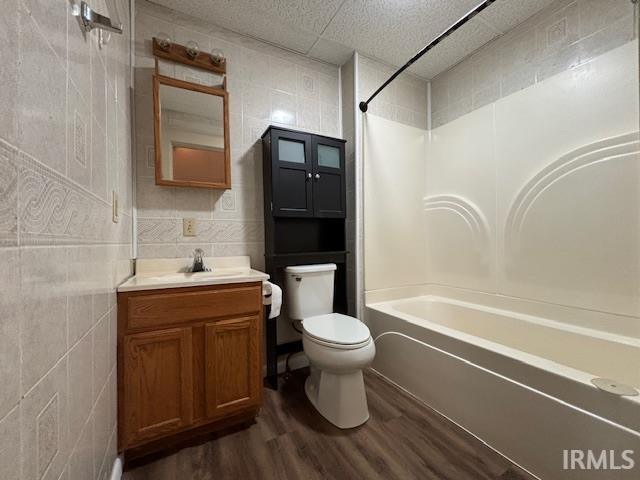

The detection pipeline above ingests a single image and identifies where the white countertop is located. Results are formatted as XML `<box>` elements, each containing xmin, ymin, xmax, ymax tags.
<box><xmin>118</xmin><ymin>256</ymin><xmax>269</xmax><ymax>292</ymax></box>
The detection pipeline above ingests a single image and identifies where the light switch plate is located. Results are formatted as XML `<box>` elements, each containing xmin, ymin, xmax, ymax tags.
<box><xmin>183</xmin><ymin>218</ymin><xmax>197</xmax><ymax>236</ymax></box>
<box><xmin>112</xmin><ymin>191</ymin><xmax>119</xmax><ymax>223</ymax></box>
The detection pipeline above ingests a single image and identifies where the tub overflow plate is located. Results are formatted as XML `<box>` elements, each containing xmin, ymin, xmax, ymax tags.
<box><xmin>591</xmin><ymin>378</ymin><xmax>639</xmax><ymax>397</ymax></box>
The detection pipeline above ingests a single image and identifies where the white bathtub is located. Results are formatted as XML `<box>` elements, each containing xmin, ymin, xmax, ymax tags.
<box><xmin>365</xmin><ymin>289</ymin><xmax>640</xmax><ymax>480</ymax></box>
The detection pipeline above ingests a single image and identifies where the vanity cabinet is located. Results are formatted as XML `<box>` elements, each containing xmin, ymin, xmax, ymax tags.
<box><xmin>117</xmin><ymin>282</ymin><xmax>263</xmax><ymax>458</ymax></box>
<box><xmin>263</xmin><ymin>127</ymin><xmax>346</xmax><ymax>218</ymax></box>
<box><xmin>123</xmin><ymin>328</ymin><xmax>194</xmax><ymax>446</ymax></box>
<box><xmin>204</xmin><ymin>315</ymin><xmax>261</xmax><ymax>418</ymax></box>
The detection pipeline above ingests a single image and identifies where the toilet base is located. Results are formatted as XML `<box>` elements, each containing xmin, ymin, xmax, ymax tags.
<box><xmin>304</xmin><ymin>366</ymin><xmax>370</xmax><ymax>429</ymax></box>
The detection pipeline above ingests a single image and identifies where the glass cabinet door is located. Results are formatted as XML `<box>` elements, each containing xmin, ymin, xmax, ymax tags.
<box><xmin>278</xmin><ymin>138</ymin><xmax>307</xmax><ymax>164</ymax></box>
<box><xmin>312</xmin><ymin>137</ymin><xmax>345</xmax><ymax>218</ymax></box>
<box><xmin>317</xmin><ymin>144</ymin><xmax>341</xmax><ymax>169</ymax></box>
<box><xmin>271</xmin><ymin>130</ymin><xmax>314</xmax><ymax>217</ymax></box>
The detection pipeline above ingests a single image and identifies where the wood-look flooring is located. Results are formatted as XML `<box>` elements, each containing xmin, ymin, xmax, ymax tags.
<box><xmin>124</xmin><ymin>368</ymin><xmax>536</xmax><ymax>480</ymax></box>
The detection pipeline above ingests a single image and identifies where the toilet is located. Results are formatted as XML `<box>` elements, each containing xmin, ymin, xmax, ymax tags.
<box><xmin>284</xmin><ymin>263</ymin><xmax>375</xmax><ymax>429</ymax></box>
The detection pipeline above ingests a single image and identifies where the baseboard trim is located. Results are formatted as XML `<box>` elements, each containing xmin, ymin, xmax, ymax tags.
<box><xmin>109</xmin><ymin>455</ymin><xmax>124</xmax><ymax>480</ymax></box>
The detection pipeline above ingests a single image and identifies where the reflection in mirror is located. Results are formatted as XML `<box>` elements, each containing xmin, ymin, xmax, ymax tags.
<box><xmin>154</xmin><ymin>77</ymin><xmax>230</xmax><ymax>188</ymax></box>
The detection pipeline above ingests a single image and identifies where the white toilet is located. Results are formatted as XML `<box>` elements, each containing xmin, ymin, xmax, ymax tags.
<box><xmin>284</xmin><ymin>263</ymin><xmax>375</xmax><ymax>429</ymax></box>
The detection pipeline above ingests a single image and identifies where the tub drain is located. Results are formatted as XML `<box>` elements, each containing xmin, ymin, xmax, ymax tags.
<box><xmin>591</xmin><ymin>378</ymin><xmax>638</xmax><ymax>396</ymax></box>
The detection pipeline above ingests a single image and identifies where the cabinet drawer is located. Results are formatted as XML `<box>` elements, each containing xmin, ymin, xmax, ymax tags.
<box><xmin>126</xmin><ymin>284</ymin><xmax>262</xmax><ymax>330</ymax></box>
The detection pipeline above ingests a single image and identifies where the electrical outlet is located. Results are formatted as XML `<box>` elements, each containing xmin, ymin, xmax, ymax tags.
<box><xmin>112</xmin><ymin>191</ymin><xmax>119</xmax><ymax>223</ymax></box>
<box><xmin>183</xmin><ymin>218</ymin><xmax>197</xmax><ymax>236</ymax></box>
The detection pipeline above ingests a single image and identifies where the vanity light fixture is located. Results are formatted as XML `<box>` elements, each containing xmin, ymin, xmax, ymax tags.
<box><xmin>210</xmin><ymin>48</ymin><xmax>225</xmax><ymax>65</ymax></box>
<box><xmin>156</xmin><ymin>32</ymin><xmax>172</xmax><ymax>50</ymax></box>
<box><xmin>152</xmin><ymin>37</ymin><xmax>226</xmax><ymax>76</ymax></box>
<box><xmin>185</xmin><ymin>40</ymin><xmax>200</xmax><ymax>58</ymax></box>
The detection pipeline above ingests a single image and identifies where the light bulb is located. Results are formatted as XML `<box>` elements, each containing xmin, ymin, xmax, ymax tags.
<box><xmin>210</xmin><ymin>48</ymin><xmax>225</xmax><ymax>65</ymax></box>
<box><xmin>185</xmin><ymin>40</ymin><xmax>200</xmax><ymax>58</ymax></box>
<box><xmin>156</xmin><ymin>32</ymin><xmax>171</xmax><ymax>50</ymax></box>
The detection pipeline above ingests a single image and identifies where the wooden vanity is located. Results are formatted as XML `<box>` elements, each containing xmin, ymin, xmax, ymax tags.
<box><xmin>116</xmin><ymin>258</ymin><xmax>267</xmax><ymax>461</ymax></box>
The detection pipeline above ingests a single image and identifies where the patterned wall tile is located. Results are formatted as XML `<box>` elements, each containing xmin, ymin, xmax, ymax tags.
<box><xmin>8</xmin><ymin>2</ymin><xmax>133</xmax><ymax>478</ymax></box>
<box><xmin>358</xmin><ymin>54</ymin><xmax>428</xmax><ymax>130</ymax></box>
<box><xmin>0</xmin><ymin>141</ymin><xmax>18</xmax><ymax>246</ymax></box>
<box><xmin>0</xmin><ymin>0</ymin><xmax>18</xmax><ymax>146</ymax></box>
<box><xmin>0</xmin><ymin>248</ymin><xmax>20</xmax><ymax>420</ymax></box>
<box><xmin>67</xmin><ymin>81</ymin><xmax>92</xmax><ymax>191</ymax></box>
<box><xmin>135</xmin><ymin>4</ymin><xmax>342</xmax><ymax>263</ymax></box>
<box><xmin>0</xmin><ymin>406</ymin><xmax>20</xmax><ymax>480</ymax></box>
<box><xmin>19</xmin><ymin>153</ymin><xmax>102</xmax><ymax>245</ymax></box>
<box><xmin>36</xmin><ymin>393</ymin><xmax>59</xmax><ymax>478</ymax></box>
<box><xmin>93</xmin><ymin>383</ymin><xmax>111</xmax><ymax>476</ymax></box>
<box><xmin>17</xmin><ymin>10</ymin><xmax>66</xmax><ymax>176</ymax></box>
<box><xmin>430</xmin><ymin>0</ymin><xmax>636</xmax><ymax>128</ymax></box>
<box><xmin>21</xmin><ymin>358</ymin><xmax>68</xmax><ymax>480</ymax></box>
<box><xmin>20</xmin><ymin>246</ymin><xmax>68</xmax><ymax>393</ymax></box>
<box><xmin>137</xmin><ymin>218</ymin><xmax>179</xmax><ymax>244</ymax></box>
<box><xmin>209</xmin><ymin>220</ymin><xmax>264</xmax><ymax>243</ymax></box>
<box><xmin>68</xmin><ymin>334</ymin><xmax>93</xmax><ymax>441</ymax></box>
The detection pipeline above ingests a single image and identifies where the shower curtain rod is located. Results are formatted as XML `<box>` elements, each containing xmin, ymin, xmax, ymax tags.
<box><xmin>359</xmin><ymin>0</ymin><xmax>497</xmax><ymax>113</ymax></box>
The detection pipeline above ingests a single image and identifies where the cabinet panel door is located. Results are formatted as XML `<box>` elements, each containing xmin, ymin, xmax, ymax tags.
<box><xmin>205</xmin><ymin>315</ymin><xmax>261</xmax><ymax>418</ymax></box>
<box><xmin>123</xmin><ymin>328</ymin><xmax>193</xmax><ymax>447</ymax></box>
<box><xmin>312</xmin><ymin>137</ymin><xmax>346</xmax><ymax>218</ymax></box>
<box><xmin>272</xmin><ymin>130</ymin><xmax>314</xmax><ymax>217</ymax></box>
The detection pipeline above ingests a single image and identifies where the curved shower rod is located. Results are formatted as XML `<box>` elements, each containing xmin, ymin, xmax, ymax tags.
<box><xmin>359</xmin><ymin>0</ymin><xmax>497</xmax><ymax>113</ymax></box>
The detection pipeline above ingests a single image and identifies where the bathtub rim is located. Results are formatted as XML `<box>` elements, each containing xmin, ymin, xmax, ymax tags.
<box><xmin>365</xmin><ymin>296</ymin><xmax>640</xmax><ymax>435</ymax></box>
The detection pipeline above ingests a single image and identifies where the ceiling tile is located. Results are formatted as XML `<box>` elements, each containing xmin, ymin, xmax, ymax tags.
<box><xmin>409</xmin><ymin>19</ymin><xmax>500</xmax><ymax>79</ymax></box>
<box><xmin>308</xmin><ymin>38</ymin><xmax>355</xmax><ymax>66</ymax></box>
<box><xmin>246</xmin><ymin>0</ymin><xmax>347</xmax><ymax>34</ymax></box>
<box><xmin>322</xmin><ymin>0</ymin><xmax>481</xmax><ymax>68</ymax></box>
<box><xmin>148</xmin><ymin>0</ymin><xmax>567</xmax><ymax>79</ymax></box>
<box><xmin>151</xmin><ymin>0</ymin><xmax>325</xmax><ymax>53</ymax></box>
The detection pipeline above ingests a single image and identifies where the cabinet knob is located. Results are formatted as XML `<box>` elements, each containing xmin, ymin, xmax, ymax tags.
<box><xmin>307</xmin><ymin>173</ymin><xmax>312</xmax><ymax>179</ymax></box>
<box><xmin>314</xmin><ymin>173</ymin><xmax>320</xmax><ymax>179</ymax></box>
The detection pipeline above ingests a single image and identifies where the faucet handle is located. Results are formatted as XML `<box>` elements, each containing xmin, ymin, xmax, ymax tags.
<box><xmin>191</xmin><ymin>248</ymin><xmax>209</xmax><ymax>272</ymax></box>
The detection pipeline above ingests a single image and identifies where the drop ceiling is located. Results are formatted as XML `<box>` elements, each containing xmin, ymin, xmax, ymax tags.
<box><xmin>149</xmin><ymin>0</ymin><xmax>557</xmax><ymax>79</ymax></box>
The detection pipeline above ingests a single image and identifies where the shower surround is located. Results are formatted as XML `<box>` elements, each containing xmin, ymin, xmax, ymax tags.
<box><xmin>360</xmin><ymin>0</ymin><xmax>640</xmax><ymax>478</ymax></box>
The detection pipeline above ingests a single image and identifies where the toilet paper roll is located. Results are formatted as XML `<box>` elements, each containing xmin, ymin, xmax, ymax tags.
<box><xmin>262</xmin><ymin>281</ymin><xmax>282</xmax><ymax>319</ymax></box>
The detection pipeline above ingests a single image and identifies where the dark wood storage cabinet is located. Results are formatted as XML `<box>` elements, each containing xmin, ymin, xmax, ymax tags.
<box><xmin>261</xmin><ymin>126</ymin><xmax>348</xmax><ymax>389</ymax></box>
<box><xmin>265</xmin><ymin>127</ymin><xmax>346</xmax><ymax>218</ymax></box>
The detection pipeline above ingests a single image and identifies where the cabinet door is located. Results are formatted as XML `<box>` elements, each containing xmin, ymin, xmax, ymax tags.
<box><xmin>123</xmin><ymin>328</ymin><xmax>193</xmax><ymax>447</ymax></box>
<box><xmin>271</xmin><ymin>130</ymin><xmax>314</xmax><ymax>217</ymax></box>
<box><xmin>205</xmin><ymin>315</ymin><xmax>261</xmax><ymax>418</ymax></box>
<box><xmin>312</xmin><ymin>136</ymin><xmax>346</xmax><ymax>218</ymax></box>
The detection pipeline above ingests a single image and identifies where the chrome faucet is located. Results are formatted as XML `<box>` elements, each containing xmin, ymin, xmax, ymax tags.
<box><xmin>191</xmin><ymin>248</ymin><xmax>209</xmax><ymax>273</ymax></box>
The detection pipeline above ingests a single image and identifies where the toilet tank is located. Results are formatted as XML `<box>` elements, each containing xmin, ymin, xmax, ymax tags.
<box><xmin>284</xmin><ymin>264</ymin><xmax>337</xmax><ymax>320</ymax></box>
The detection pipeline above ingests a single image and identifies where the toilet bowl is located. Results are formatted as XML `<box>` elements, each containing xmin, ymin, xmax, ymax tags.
<box><xmin>302</xmin><ymin>313</ymin><xmax>375</xmax><ymax>428</ymax></box>
<box><xmin>284</xmin><ymin>264</ymin><xmax>375</xmax><ymax>429</ymax></box>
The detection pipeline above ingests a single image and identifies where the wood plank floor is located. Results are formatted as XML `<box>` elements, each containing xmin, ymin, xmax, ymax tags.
<box><xmin>124</xmin><ymin>368</ymin><xmax>536</xmax><ymax>480</ymax></box>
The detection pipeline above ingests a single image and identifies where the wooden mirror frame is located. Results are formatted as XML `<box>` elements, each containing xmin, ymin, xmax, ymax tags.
<box><xmin>153</xmin><ymin>74</ymin><xmax>231</xmax><ymax>189</ymax></box>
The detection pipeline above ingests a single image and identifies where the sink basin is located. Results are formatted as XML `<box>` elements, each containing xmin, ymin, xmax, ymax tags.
<box><xmin>117</xmin><ymin>256</ymin><xmax>270</xmax><ymax>292</ymax></box>
<box><xmin>147</xmin><ymin>270</ymin><xmax>245</xmax><ymax>282</ymax></box>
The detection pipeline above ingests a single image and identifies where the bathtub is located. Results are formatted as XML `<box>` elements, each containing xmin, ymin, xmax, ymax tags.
<box><xmin>365</xmin><ymin>288</ymin><xmax>640</xmax><ymax>480</ymax></box>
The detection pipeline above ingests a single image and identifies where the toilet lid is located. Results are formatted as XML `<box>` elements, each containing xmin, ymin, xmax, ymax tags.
<box><xmin>303</xmin><ymin>313</ymin><xmax>371</xmax><ymax>345</ymax></box>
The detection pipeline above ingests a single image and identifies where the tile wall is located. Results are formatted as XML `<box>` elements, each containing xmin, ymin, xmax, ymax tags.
<box><xmin>134</xmin><ymin>1</ymin><xmax>342</xmax><ymax>269</ymax></box>
<box><xmin>358</xmin><ymin>54</ymin><xmax>429</xmax><ymax>130</ymax></box>
<box><xmin>430</xmin><ymin>0</ymin><xmax>636</xmax><ymax>128</ymax></box>
<box><xmin>341</xmin><ymin>56</ymin><xmax>356</xmax><ymax>314</ymax></box>
<box><xmin>0</xmin><ymin>1</ymin><xmax>133</xmax><ymax>480</ymax></box>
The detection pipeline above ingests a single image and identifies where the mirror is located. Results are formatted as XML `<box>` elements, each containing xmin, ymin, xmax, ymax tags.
<box><xmin>153</xmin><ymin>76</ymin><xmax>230</xmax><ymax>188</ymax></box>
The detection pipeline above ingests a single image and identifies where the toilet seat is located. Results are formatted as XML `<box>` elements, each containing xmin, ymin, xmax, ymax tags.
<box><xmin>302</xmin><ymin>313</ymin><xmax>371</xmax><ymax>349</ymax></box>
